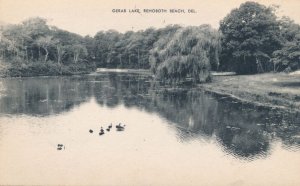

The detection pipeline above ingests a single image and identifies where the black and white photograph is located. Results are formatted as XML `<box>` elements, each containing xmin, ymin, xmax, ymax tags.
<box><xmin>0</xmin><ymin>0</ymin><xmax>299</xmax><ymax>185</ymax></box>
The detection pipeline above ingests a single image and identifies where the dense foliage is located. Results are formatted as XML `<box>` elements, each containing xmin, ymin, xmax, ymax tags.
<box><xmin>0</xmin><ymin>17</ymin><xmax>95</xmax><ymax>77</ymax></box>
<box><xmin>271</xmin><ymin>17</ymin><xmax>300</xmax><ymax>72</ymax></box>
<box><xmin>219</xmin><ymin>1</ymin><xmax>300</xmax><ymax>74</ymax></box>
<box><xmin>150</xmin><ymin>25</ymin><xmax>221</xmax><ymax>83</ymax></box>
<box><xmin>219</xmin><ymin>1</ymin><xmax>281</xmax><ymax>74</ymax></box>
<box><xmin>91</xmin><ymin>25</ymin><xmax>182</xmax><ymax>69</ymax></box>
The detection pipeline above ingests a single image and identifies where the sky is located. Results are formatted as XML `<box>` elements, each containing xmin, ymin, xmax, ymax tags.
<box><xmin>0</xmin><ymin>0</ymin><xmax>299</xmax><ymax>36</ymax></box>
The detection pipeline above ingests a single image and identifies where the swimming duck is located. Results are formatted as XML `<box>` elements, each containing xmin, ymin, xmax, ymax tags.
<box><xmin>108</xmin><ymin>123</ymin><xmax>112</xmax><ymax>129</ymax></box>
<box><xmin>89</xmin><ymin>129</ymin><xmax>93</xmax><ymax>133</ymax></box>
<box><xmin>99</xmin><ymin>127</ymin><xmax>105</xmax><ymax>135</ymax></box>
<box><xmin>57</xmin><ymin>144</ymin><xmax>64</xmax><ymax>150</ymax></box>
<box><xmin>116</xmin><ymin>123</ymin><xmax>126</xmax><ymax>131</ymax></box>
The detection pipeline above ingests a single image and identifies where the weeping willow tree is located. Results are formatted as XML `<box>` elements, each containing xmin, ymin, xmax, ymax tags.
<box><xmin>150</xmin><ymin>25</ymin><xmax>221</xmax><ymax>83</ymax></box>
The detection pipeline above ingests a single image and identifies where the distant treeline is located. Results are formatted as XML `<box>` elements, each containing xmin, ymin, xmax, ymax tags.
<box><xmin>0</xmin><ymin>1</ymin><xmax>299</xmax><ymax>79</ymax></box>
<box><xmin>92</xmin><ymin>24</ymin><xmax>221</xmax><ymax>83</ymax></box>
<box><xmin>0</xmin><ymin>18</ymin><xmax>96</xmax><ymax>77</ymax></box>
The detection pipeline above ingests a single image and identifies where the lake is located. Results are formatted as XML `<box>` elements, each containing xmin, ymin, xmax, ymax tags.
<box><xmin>0</xmin><ymin>72</ymin><xmax>300</xmax><ymax>186</ymax></box>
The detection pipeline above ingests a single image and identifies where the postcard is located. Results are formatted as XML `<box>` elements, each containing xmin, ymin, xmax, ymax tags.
<box><xmin>0</xmin><ymin>0</ymin><xmax>299</xmax><ymax>185</ymax></box>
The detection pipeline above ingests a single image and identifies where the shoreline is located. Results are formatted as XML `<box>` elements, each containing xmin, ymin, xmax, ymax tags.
<box><xmin>199</xmin><ymin>73</ymin><xmax>300</xmax><ymax>113</ymax></box>
<box><xmin>0</xmin><ymin>60</ymin><xmax>96</xmax><ymax>78</ymax></box>
<box><xmin>0</xmin><ymin>71</ymin><xmax>92</xmax><ymax>79</ymax></box>
<box><xmin>201</xmin><ymin>87</ymin><xmax>290</xmax><ymax>111</ymax></box>
<box><xmin>0</xmin><ymin>68</ymin><xmax>151</xmax><ymax>79</ymax></box>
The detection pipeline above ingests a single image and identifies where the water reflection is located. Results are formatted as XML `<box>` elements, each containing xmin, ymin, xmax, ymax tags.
<box><xmin>0</xmin><ymin>77</ymin><xmax>93</xmax><ymax>116</ymax></box>
<box><xmin>0</xmin><ymin>73</ymin><xmax>299</xmax><ymax>159</ymax></box>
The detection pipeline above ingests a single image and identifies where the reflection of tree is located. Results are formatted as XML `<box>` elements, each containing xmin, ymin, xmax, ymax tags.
<box><xmin>93</xmin><ymin>73</ymin><xmax>151</xmax><ymax>108</ymax></box>
<box><xmin>0</xmin><ymin>76</ymin><xmax>93</xmax><ymax>116</ymax></box>
<box><xmin>93</xmin><ymin>73</ymin><xmax>300</xmax><ymax>158</ymax></box>
<box><xmin>152</xmin><ymin>90</ymin><xmax>299</xmax><ymax>158</ymax></box>
<box><xmin>144</xmin><ymin>89</ymin><xmax>270</xmax><ymax>157</ymax></box>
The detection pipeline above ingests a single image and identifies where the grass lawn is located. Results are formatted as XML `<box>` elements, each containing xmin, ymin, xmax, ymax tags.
<box><xmin>200</xmin><ymin>72</ymin><xmax>300</xmax><ymax>112</ymax></box>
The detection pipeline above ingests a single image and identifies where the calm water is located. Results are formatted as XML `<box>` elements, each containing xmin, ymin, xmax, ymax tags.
<box><xmin>0</xmin><ymin>72</ymin><xmax>300</xmax><ymax>186</ymax></box>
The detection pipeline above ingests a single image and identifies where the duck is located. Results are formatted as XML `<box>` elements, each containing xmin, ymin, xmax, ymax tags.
<box><xmin>89</xmin><ymin>129</ymin><xmax>93</xmax><ymax>133</ymax></box>
<box><xmin>106</xmin><ymin>123</ymin><xmax>112</xmax><ymax>132</ymax></box>
<box><xmin>99</xmin><ymin>127</ymin><xmax>105</xmax><ymax>135</ymax></box>
<box><xmin>57</xmin><ymin>144</ymin><xmax>64</xmax><ymax>150</ymax></box>
<box><xmin>116</xmin><ymin>123</ymin><xmax>126</xmax><ymax>131</ymax></box>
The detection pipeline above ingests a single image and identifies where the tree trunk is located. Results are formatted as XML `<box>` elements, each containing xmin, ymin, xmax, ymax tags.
<box><xmin>22</xmin><ymin>39</ymin><xmax>26</xmax><ymax>61</ymax></box>
<box><xmin>25</xmin><ymin>47</ymin><xmax>28</xmax><ymax>62</ymax></box>
<box><xmin>57</xmin><ymin>46</ymin><xmax>61</xmax><ymax>64</ymax></box>
<box><xmin>256</xmin><ymin>56</ymin><xmax>264</xmax><ymax>73</ymax></box>
<box><xmin>1</xmin><ymin>50</ymin><xmax>5</xmax><ymax>59</ymax></box>
<box><xmin>74</xmin><ymin>52</ymin><xmax>79</xmax><ymax>64</ymax></box>
<box><xmin>31</xmin><ymin>49</ymin><xmax>33</xmax><ymax>61</ymax></box>
<box><xmin>128</xmin><ymin>54</ymin><xmax>131</xmax><ymax>65</ymax></box>
<box><xmin>44</xmin><ymin>47</ymin><xmax>48</xmax><ymax>62</ymax></box>
<box><xmin>38</xmin><ymin>47</ymin><xmax>41</xmax><ymax>60</ymax></box>
<box><xmin>56</xmin><ymin>47</ymin><xmax>63</xmax><ymax>74</ymax></box>
<box><xmin>137</xmin><ymin>48</ymin><xmax>140</xmax><ymax>68</ymax></box>
<box><xmin>15</xmin><ymin>46</ymin><xmax>19</xmax><ymax>58</ymax></box>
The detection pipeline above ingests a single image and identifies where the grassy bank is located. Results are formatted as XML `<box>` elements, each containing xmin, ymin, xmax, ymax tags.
<box><xmin>200</xmin><ymin>72</ymin><xmax>300</xmax><ymax>112</ymax></box>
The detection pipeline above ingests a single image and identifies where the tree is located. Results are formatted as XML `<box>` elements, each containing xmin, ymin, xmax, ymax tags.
<box><xmin>149</xmin><ymin>25</ymin><xmax>181</xmax><ymax>74</ymax></box>
<box><xmin>22</xmin><ymin>17</ymin><xmax>50</xmax><ymax>61</ymax></box>
<box><xmin>0</xmin><ymin>17</ymin><xmax>95</xmax><ymax>77</ymax></box>
<box><xmin>0</xmin><ymin>25</ymin><xmax>25</xmax><ymax>59</ymax></box>
<box><xmin>150</xmin><ymin>25</ymin><xmax>221</xmax><ymax>83</ymax></box>
<box><xmin>271</xmin><ymin>17</ymin><xmax>300</xmax><ymax>72</ymax></box>
<box><xmin>35</xmin><ymin>35</ymin><xmax>54</xmax><ymax>62</ymax></box>
<box><xmin>56</xmin><ymin>44</ymin><xmax>66</xmax><ymax>64</ymax></box>
<box><xmin>219</xmin><ymin>1</ymin><xmax>281</xmax><ymax>74</ymax></box>
<box><xmin>71</xmin><ymin>44</ymin><xmax>88</xmax><ymax>63</ymax></box>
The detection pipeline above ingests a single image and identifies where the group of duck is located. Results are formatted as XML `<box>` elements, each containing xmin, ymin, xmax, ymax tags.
<box><xmin>89</xmin><ymin>123</ymin><xmax>126</xmax><ymax>136</ymax></box>
<box><xmin>57</xmin><ymin>123</ymin><xmax>125</xmax><ymax>150</ymax></box>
